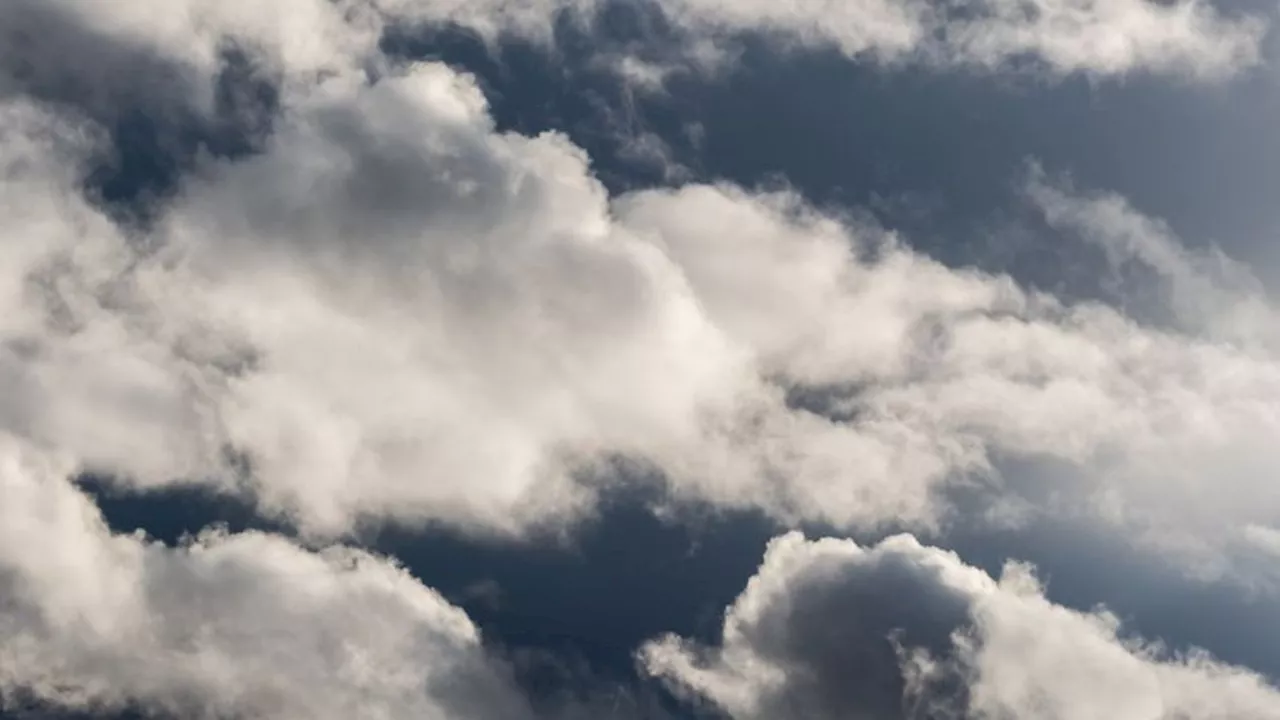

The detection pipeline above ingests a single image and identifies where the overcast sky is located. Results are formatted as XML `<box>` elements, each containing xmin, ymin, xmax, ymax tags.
<box><xmin>4</xmin><ymin>2</ymin><xmax>1280</xmax><ymax>719</ymax></box>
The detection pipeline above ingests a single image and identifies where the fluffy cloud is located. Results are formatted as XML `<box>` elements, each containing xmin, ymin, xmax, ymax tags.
<box><xmin>641</xmin><ymin>532</ymin><xmax>1280</xmax><ymax>719</ymax></box>
<box><xmin>619</xmin><ymin>178</ymin><xmax>1280</xmax><ymax>580</ymax></box>
<box><xmin>149</xmin><ymin>64</ymin><xmax>753</xmax><ymax>535</ymax></box>
<box><xmin>0</xmin><ymin>78</ymin><xmax>540</xmax><ymax>720</ymax></box>
<box><xmin>0</xmin><ymin>0</ymin><xmax>379</xmax><ymax>115</ymax></box>
<box><xmin>0</xmin><ymin>432</ymin><xmax>535</xmax><ymax>719</ymax></box>
<box><xmin>7</xmin><ymin>43</ymin><xmax>1280</xmax><ymax>570</ymax></box>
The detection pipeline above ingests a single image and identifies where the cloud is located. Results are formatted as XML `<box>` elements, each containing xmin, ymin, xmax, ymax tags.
<box><xmin>7</xmin><ymin>46</ymin><xmax>1280</xmax><ymax>580</ymax></box>
<box><xmin>0</xmin><ymin>0</ymin><xmax>380</xmax><ymax>113</ymax></box>
<box><xmin>0</xmin><ymin>0</ymin><xmax>592</xmax><ymax>126</ymax></box>
<box><xmin>36</xmin><ymin>59</ymin><xmax>1022</xmax><ymax>539</ymax></box>
<box><xmin>146</xmin><ymin>64</ymin><xmax>757</xmax><ymax>535</ymax></box>
<box><xmin>0</xmin><ymin>82</ymin><xmax>571</xmax><ymax>717</ymax></box>
<box><xmin>0</xmin><ymin>432</ymin><xmax>536</xmax><ymax>720</ymax></box>
<box><xmin>617</xmin><ymin>178</ymin><xmax>1280</xmax><ymax>583</ymax></box>
<box><xmin>933</xmin><ymin>0</ymin><xmax>1266</xmax><ymax>78</ymax></box>
<box><xmin>1026</xmin><ymin>167</ymin><xmax>1279</xmax><ymax>349</ymax></box>
<box><xmin>2</xmin><ymin>0</ymin><xmax>1262</xmax><ymax>127</ymax></box>
<box><xmin>624</xmin><ymin>0</ymin><xmax>1268</xmax><ymax>85</ymax></box>
<box><xmin>5</xmin><ymin>2</ymin><xmax>1280</xmax><ymax>717</ymax></box>
<box><xmin>641</xmin><ymin>531</ymin><xmax>1280</xmax><ymax>719</ymax></box>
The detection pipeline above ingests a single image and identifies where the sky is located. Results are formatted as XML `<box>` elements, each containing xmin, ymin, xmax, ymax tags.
<box><xmin>4</xmin><ymin>1</ymin><xmax>1280</xmax><ymax>719</ymax></box>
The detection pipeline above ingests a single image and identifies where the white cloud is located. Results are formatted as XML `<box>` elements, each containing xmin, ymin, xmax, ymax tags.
<box><xmin>145</xmin><ymin>64</ymin><xmax>757</xmax><ymax>535</ymax></box>
<box><xmin>0</xmin><ymin>85</ymin><xmax>543</xmax><ymax>719</ymax></box>
<box><xmin>664</xmin><ymin>0</ymin><xmax>930</xmax><ymax>60</ymax></box>
<box><xmin>938</xmin><ymin>0</ymin><xmax>1266</xmax><ymax>78</ymax></box>
<box><xmin>0</xmin><ymin>0</ymin><xmax>1262</xmax><ymax>122</ymax></box>
<box><xmin>641</xmin><ymin>532</ymin><xmax>1280</xmax><ymax>719</ymax></box>
<box><xmin>656</xmin><ymin>0</ymin><xmax>1266</xmax><ymax>80</ymax></box>
<box><xmin>618</xmin><ymin>180</ymin><xmax>1280</xmax><ymax>582</ymax></box>
<box><xmin>0</xmin><ymin>432</ymin><xmax>535</xmax><ymax>719</ymax></box>
<box><xmin>7</xmin><ymin>51</ymin><xmax>1280</xmax><ymax>576</ymax></box>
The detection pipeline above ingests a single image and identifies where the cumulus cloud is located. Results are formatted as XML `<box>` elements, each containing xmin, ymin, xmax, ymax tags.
<box><xmin>6</xmin><ymin>40</ymin><xmax>1280</xmax><ymax>571</ymax></box>
<box><xmin>148</xmin><ymin>64</ymin><xmax>755</xmax><ymax>535</ymax></box>
<box><xmin>618</xmin><ymin>178</ymin><xmax>1280</xmax><ymax>581</ymax></box>
<box><xmin>641</xmin><ymin>532</ymin><xmax>1280</xmax><ymax>719</ymax></box>
<box><xmin>0</xmin><ymin>63</ymin><xmax>549</xmax><ymax>720</ymax></box>
<box><xmin>0</xmin><ymin>432</ymin><xmax>535</xmax><ymax>719</ymax></box>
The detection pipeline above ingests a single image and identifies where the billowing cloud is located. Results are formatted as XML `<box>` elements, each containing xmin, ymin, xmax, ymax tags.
<box><xmin>618</xmin><ymin>178</ymin><xmax>1280</xmax><ymax>581</ymax></box>
<box><xmin>6</xmin><ymin>45</ymin><xmax>1280</xmax><ymax>570</ymax></box>
<box><xmin>641</xmin><ymin>532</ymin><xmax>1280</xmax><ymax>719</ymax></box>
<box><xmin>148</xmin><ymin>64</ymin><xmax>753</xmax><ymax>535</ymax></box>
<box><xmin>0</xmin><ymin>69</ymin><xmax>546</xmax><ymax>720</ymax></box>
<box><xmin>0</xmin><ymin>431</ymin><xmax>535</xmax><ymax>719</ymax></box>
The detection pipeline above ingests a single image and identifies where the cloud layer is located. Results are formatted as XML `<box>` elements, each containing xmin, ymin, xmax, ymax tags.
<box><xmin>13</xmin><ymin>53</ymin><xmax>1280</xmax><ymax>568</ymax></box>
<box><xmin>1</xmin><ymin>1</ymin><xmax>1279</xmax><ymax>718</ymax></box>
<box><xmin>4</xmin><ymin>11</ymin><xmax>1280</xmax><ymax>560</ymax></box>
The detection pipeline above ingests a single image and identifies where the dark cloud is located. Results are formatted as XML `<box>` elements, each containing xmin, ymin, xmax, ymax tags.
<box><xmin>0</xmin><ymin>1</ymin><xmax>283</xmax><ymax>220</ymax></box>
<box><xmin>0</xmin><ymin>1</ymin><xmax>199</xmax><ymax>118</ymax></box>
<box><xmin>643</xmin><ymin>533</ymin><xmax>1280</xmax><ymax>720</ymax></box>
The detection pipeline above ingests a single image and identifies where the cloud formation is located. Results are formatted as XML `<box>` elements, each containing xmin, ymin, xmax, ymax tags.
<box><xmin>0</xmin><ymin>433</ymin><xmax>535</xmax><ymax>719</ymax></box>
<box><xmin>5</xmin><ymin>39</ymin><xmax>1280</xmax><ymax>565</ymax></box>
<box><xmin>641</xmin><ymin>532</ymin><xmax>1280</xmax><ymax>719</ymax></box>
<box><xmin>1</xmin><ymin>0</ymin><xmax>1280</xmax><ymax>717</ymax></box>
<box><xmin>0</xmin><ymin>0</ymin><xmax>1265</xmax><ymax>118</ymax></box>
<box><xmin>626</xmin><ymin>0</ymin><xmax>1268</xmax><ymax>84</ymax></box>
<box><xmin>619</xmin><ymin>177</ymin><xmax>1280</xmax><ymax>583</ymax></box>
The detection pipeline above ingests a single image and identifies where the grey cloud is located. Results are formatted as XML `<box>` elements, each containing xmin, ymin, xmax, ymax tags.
<box><xmin>0</xmin><ymin>0</ymin><xmax>200</xmax><ymax>121</ymax></box>
<box><xmin>604</xmin><ymin>0</ymin><xmax>1269</xmax><ymax>90</ymax></box>
<box><xmin>0</xmin><ymin>0</ymin><xmax>380</xmax><ymax>118</ymax></box>
<box><xmin>641</xmin><ymin>532</ymin><xmax>1280</xmax><ymax>720</ymax></box>
<box><xmin>9</xmin><ymin>0</ymin><xmax>1260</xmax><ymax>123</ymax></box>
